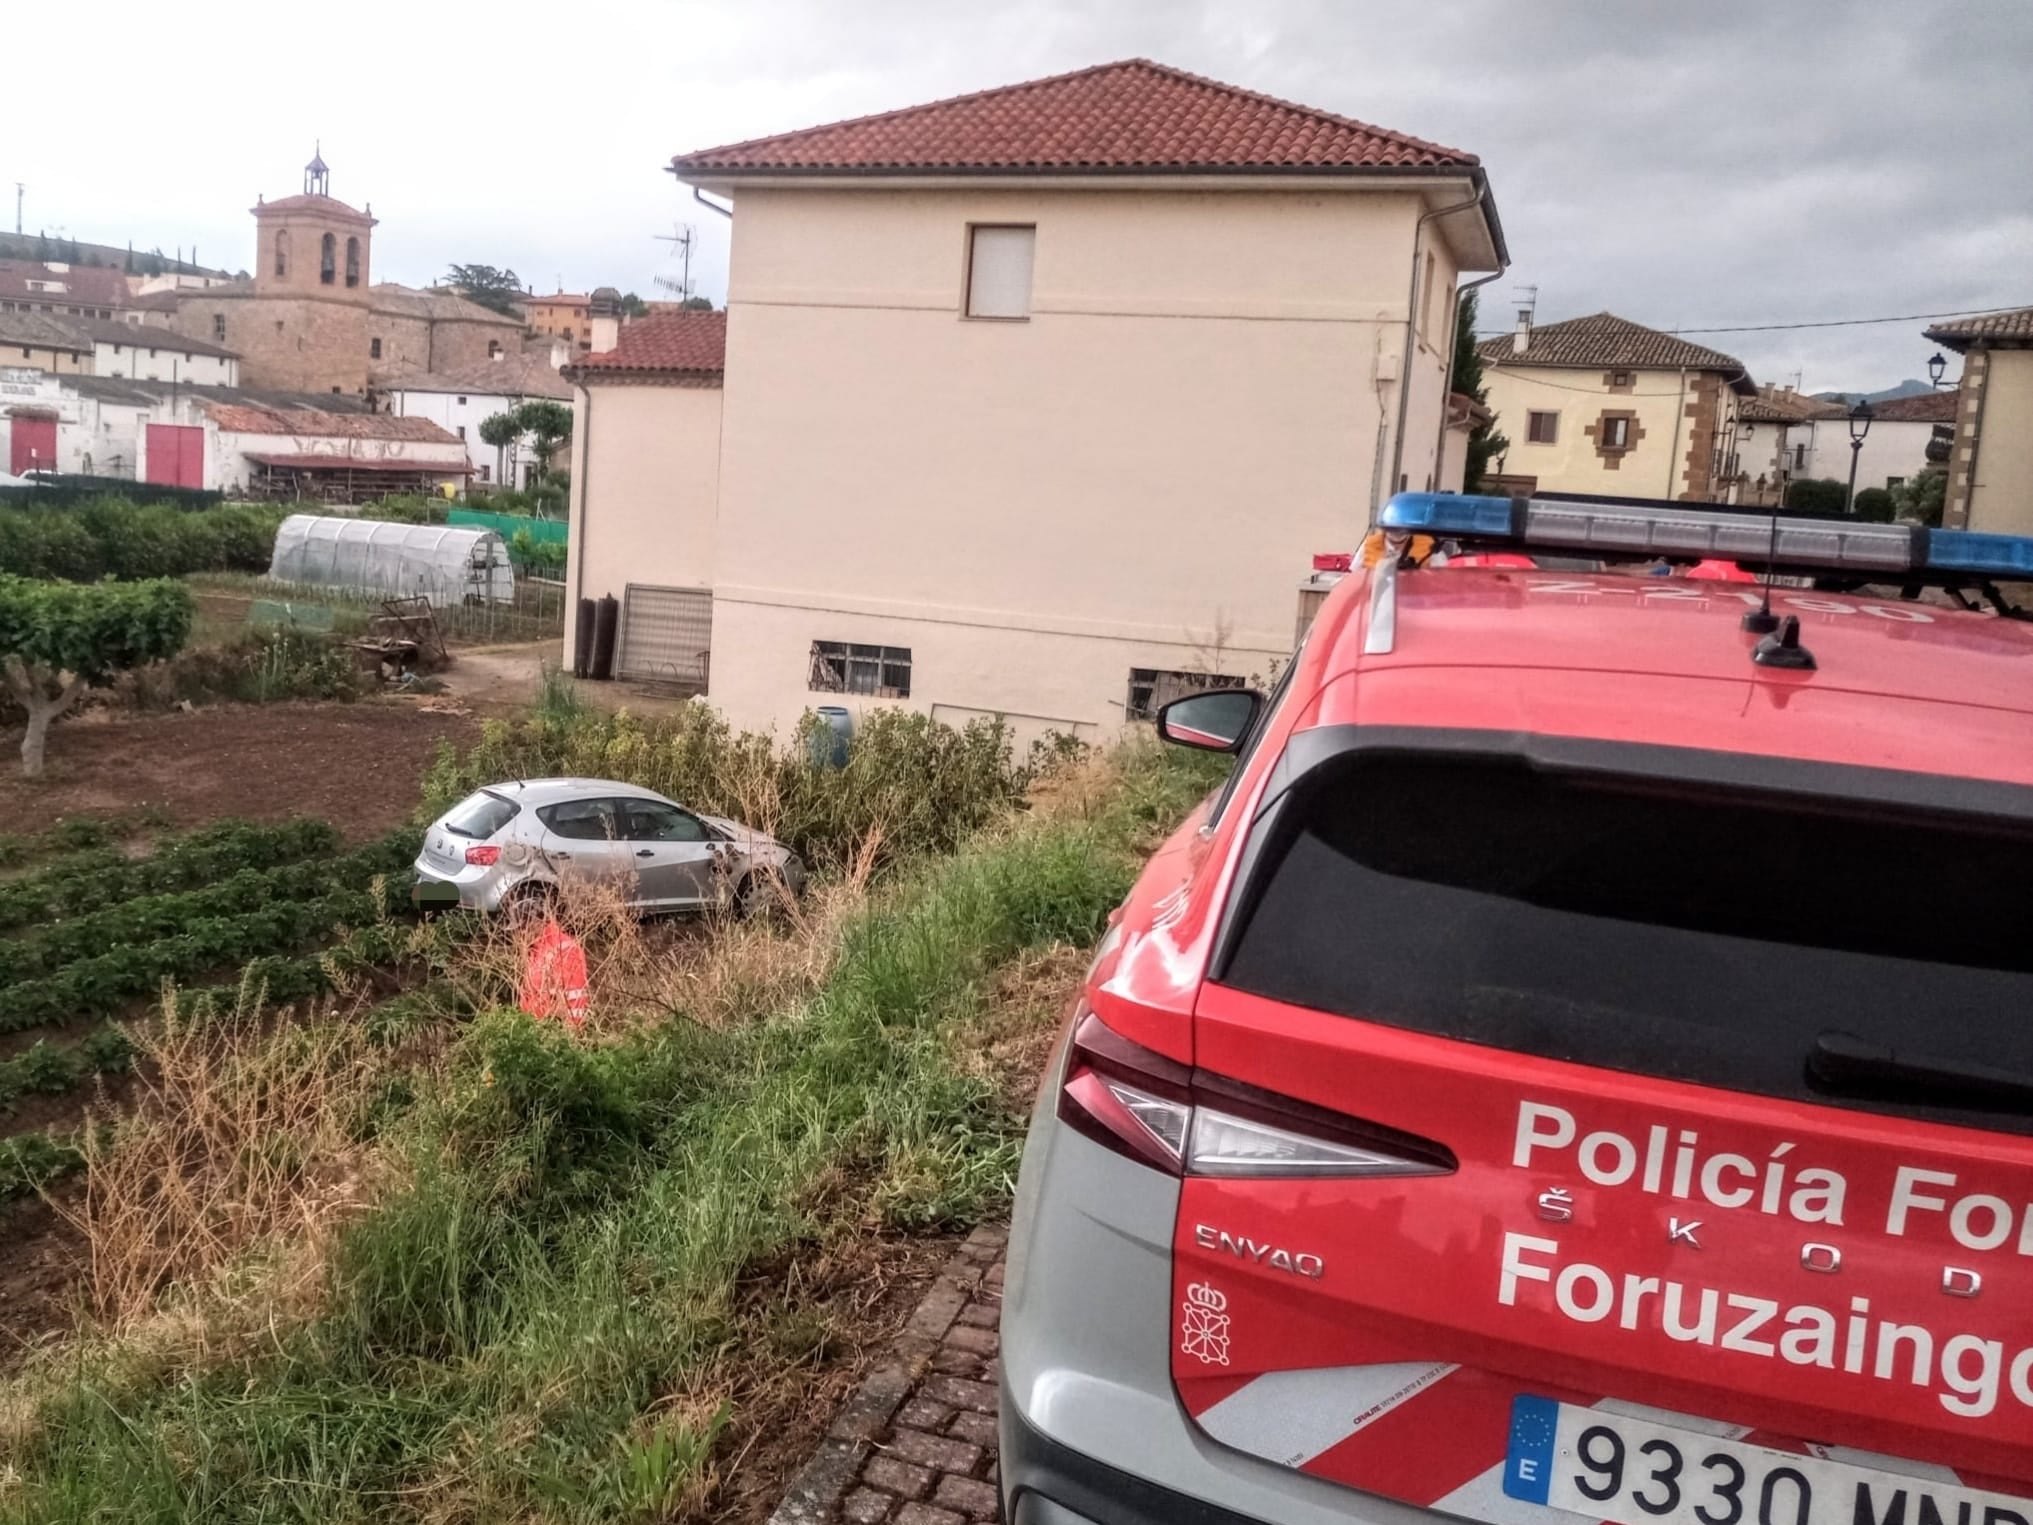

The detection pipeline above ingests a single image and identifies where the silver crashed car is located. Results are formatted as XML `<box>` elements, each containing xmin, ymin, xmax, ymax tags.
<box><xmin>411</xmin><ymin>778</ymin><xmax>805</xmax><ymax>916</ymax></box>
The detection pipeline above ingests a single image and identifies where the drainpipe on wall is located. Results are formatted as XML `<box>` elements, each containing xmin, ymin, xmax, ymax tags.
<box><xmin>1663</xmin><ymin>368</ymin><xmax>1688</xmax><ymax>499</ymax></box>
<box><xmin>569</xmin><ymin>383</ymin><xmax>593</xmax><ymax>665</ymax></box>
<box><xmin>1429</xmin><ymin>261</ymin><xmax>1508</xmax><ymax>490</ymax></box>
<box><xmin>1386</xmin><ymin>181</ymin><xmax>1489</xmax><ymax>510</ymax></box>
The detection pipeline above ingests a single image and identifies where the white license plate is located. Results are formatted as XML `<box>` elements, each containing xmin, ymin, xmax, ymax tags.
<box><xmin>1503</xmin><ymin>1398</ymin><xmax>2030</xmax><ymax>1525</ymax></box>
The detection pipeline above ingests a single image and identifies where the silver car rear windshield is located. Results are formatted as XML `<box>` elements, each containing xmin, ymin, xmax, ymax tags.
<box><xmin>442</xmin><ymin>790</ymin><xmax>519</xmax><ymax>839</ymax></box>
<box><xmin>1216</xmin><ymin>730</ymin><xmax>2033</xmax><ymax>1136</ymax></box>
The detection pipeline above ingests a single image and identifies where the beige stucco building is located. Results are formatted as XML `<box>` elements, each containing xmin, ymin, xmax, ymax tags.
<box><xmin>1926</xmin><ymin>307</ymin><xmax>2033</xmax><ymax>535</ymax></box>
<box><xmin>1478</xmin><ymin>312</ymin><xmax>1755</xmax><ymax>502</ymax></box>
<box><xmin>565</xmin><ymin>59</ymin><xmax>1505</xmax><ymax>742</ymax></box>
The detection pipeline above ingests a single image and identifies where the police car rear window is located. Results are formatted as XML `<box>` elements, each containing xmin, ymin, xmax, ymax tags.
<box><xmin>1219</xmin><ymin>746</ymin><xmax>2033</xmax><ymax>1135</ymax></box>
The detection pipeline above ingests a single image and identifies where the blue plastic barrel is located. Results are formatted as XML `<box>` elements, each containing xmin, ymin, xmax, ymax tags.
<box><xmin>811</xmin><ymin>706</ymin><xmax>852</xmax><ymax>769</ymax></box>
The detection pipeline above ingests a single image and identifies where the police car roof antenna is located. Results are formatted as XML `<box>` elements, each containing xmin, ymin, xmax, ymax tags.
<box><xmin>1741</xmin><ymin>496</ymin><xmax>1784</xmax><ymax>636</ymax></box>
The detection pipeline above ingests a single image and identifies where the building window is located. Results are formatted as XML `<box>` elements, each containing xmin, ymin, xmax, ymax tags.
<box><xmin>456</xmin><ymin>425</ymin><xmax>466</xmax><ymax>441</ymax></box>
<box><xmin>809</xmin><ymin>640</ymin><xmax>912</xmax><ymax>698</ymax></box>
<box><xmin>320</xmin><ymin>233</ymin><xmax>336</xmax><ymax>285</ymax></box>
<box><xmin>456</xmin><ymin>396</ymin><xmax>467</xmax><ymax>406</ymax></box>
<box><xmin>275</xmin><ymin>320</ymin><xmax>285</xmax><ymax>333</ymax></box>
<box><xmin>1610</xmin><ymin>370</ymin><xmax>1633</xmax><ymax>388</ymax></box>
<box><xmin>1126</xmin><ymin>668</ymin><xmax>1245</xmax><ymax>722</ymax></box>
<box><xmin>478</xmin><ymin>465</ymin><xmax>491</xmax><ymax>483</ymax></box>
<box><xmin>345</xmin><ymin>236</ymin><xmax>361</xmax><ymax>288</ymax></box>
<box><xmin>965</xmin><ymin>224</ymin><xmax>1035</xmax><ymax>319</ymax></box>
<box><xmin>1527</xmin><ymin>410</ymin><xmax>1559</xmax><ymax>444</ymax></box>
<box><xmin>370</xmin><ymin>337</ymin><xmax>382</xmax><ymax>359</ymax></box>
<box><xmin>1601</xmin><ymin>416</ymin><xmax>1632</xmax><ymax>449</ymax></box>
<box><xmin>488</xmin><ymin>340</ymin><xmax>502</xmax><ymax>359</ymax></box>
<box><xmin>113</xmin><ymin>344</ymin><xmax>122</xmax><ymax>354</ymax></box>
<box><xmin>212</xmin><ymin>314</ymin><xmax>226</xmax><ymax>342</ymax></box>
<box><xmin>274</xmin><ymin>229</ymin><xmax>290</xmax><ymax>277</ymax></box>
<box><xmin>1887</xmin><ymin>476</ymin><xmax>1904</xmax><ymax>489</ymax></box>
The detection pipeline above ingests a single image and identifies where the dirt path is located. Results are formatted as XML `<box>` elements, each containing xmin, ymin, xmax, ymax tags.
<box><xmin>0</xmin><ymin>700</ymin><xmax>479</xmax><ymax>841</ymax></box>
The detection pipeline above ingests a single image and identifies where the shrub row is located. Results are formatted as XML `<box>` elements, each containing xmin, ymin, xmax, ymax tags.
<box><xmin>0</xmin><ymin>814</ymin><xmax>153</xmax><ymax>870</ymax></box>
<box><xmin>0</xmin><ymin>1027</ymin><xmax>135</xmax><ymax>1116</ymax></box>
<box><xmin>0</xmin><ymin>498</ymin><xmax>285</xmax><ymax>581</ymax></box>
<box><xmin>0</xmin><ymin>836</ymin><xmax>413</xmax><ymax>987</ymax></box>
<box><xmin>0</xmin><ymin>886</ymin><xmax>384</xmax><ymax>1035</ymax></box>
<box><xmin>124</xmin><ymin>624</ymin><xmax>364</xmax><ymax>710</ymax></box>
<box><xmin>0</xmin><ymin>819</ymin><xmax>339</xmax><ymax>933</ymax></box>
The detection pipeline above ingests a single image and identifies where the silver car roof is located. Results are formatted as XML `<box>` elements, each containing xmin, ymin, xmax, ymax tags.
<box><xmin>471</xmin><ymin>778</ymin><xmax>674</xmax><ymax>807</ymax></box>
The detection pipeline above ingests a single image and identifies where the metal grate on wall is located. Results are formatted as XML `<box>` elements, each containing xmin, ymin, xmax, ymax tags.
<box><xmin>617</xmin><ymin>585</ymin><xmax>713</xmax><ymax>689</ymax></box>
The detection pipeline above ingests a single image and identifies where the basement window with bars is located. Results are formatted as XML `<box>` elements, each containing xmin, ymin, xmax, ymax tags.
<box><xmin>1126</xmin><ymin>668</ymin><xmax>1245</xmax><ymax>721</ymax></box>
<box><xmin>810</xmin><ymin>641</ymin><xmax>912</xmax><ymax>698</ymax></box>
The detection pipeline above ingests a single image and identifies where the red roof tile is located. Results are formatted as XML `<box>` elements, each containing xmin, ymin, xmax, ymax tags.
<box><xmin>564</xmin><ymin>311</ymin><xmax>726</xmax><ymax>382</ymax></box>
<box><xmin>1863</xmin><ymin>388</ymin><xmax>1960</xmax><ymax>423</ymax></box>
<box><xmin>251</xmin><ymin>193</ymin><xmax>376</xmax><ymax>226</ymax></box>
<box><xmin>1924</xmin><ymin>306</ymin><xmax>2033</xmax><ymax>351</ymax></box>
<box><xmin>671</xmin><ymin>59</ymin><xmax>1476</xmax><ymax>176</ymax></box>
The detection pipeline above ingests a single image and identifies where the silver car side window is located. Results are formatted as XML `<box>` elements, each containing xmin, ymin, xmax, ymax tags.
<box><xmin>540</xmin><ymin>799</ymin><xmax>618</xmax><ymax>841</ymax></box>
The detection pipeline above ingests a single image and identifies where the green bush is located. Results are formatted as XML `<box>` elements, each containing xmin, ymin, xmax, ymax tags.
<box><xmin>0</xmin><ymin>499</ymin><xmax>285</xmax><ymax>581</ymax></box>
<box><xmin>1783</xmin><ymin>477</ymin><xmax>1849</xmax><ymax>516</ymax></box>
<box><xmin>0</xmin><ymin>1128</ymin><xmax>83</xmax><ymax>1200</ymax></box>
<box><xmin>1852</xmin><ymin>487</ymin><xmax>1896</xmax><ymax>522</ymax></box>
<box><xmin>1893</xmin><ymin>469</ymin><xmax>1947</xmax><ymax>528</ymax></box>
<box><xmin>126</xmin><ymin>624</ymin><xmax>363</xmax><ymax>709</ymax></box>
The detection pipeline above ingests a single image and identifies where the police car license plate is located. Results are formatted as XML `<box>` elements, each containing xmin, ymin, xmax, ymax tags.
<box><xmin>1502</xmin><ymin>1397</ymin><xmax>2028</xmax><ymax>1525</ymax></box>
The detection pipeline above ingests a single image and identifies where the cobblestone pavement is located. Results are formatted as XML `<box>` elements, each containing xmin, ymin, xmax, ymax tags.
<box><xmin>767</xmin><ymin>1224</ymin><xmax>1007</xmax><ymax>1525</ymax></box>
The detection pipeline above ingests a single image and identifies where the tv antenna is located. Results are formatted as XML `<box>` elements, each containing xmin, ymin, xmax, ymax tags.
<box><xmin>654</xmin><ymin>221</ymin><xmax>697</xmax><ymax>302</ymax></box>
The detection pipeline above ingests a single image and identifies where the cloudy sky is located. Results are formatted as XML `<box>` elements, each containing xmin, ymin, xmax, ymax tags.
<box><xmin>8</xmin><ymin>0</ymin><xmax>2025</xmax><ymax>392</ymax></box>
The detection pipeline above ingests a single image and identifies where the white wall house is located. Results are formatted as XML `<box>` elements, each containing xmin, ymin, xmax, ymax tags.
<box><xmin>90</xmin><ymin>325</ymin><xmax>239</xmax><ymax>387</ymax></box>
<box><xmin>376</xmin><ymin>353</ymin><xmax>572</xmax><ymax>489</ymax></box>
<box><xmin>1794</xmin><ymin>390</ymin><xmax>1955</xmax><ymax>495</ymax></box>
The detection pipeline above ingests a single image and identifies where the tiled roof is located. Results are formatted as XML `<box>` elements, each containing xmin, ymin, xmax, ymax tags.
<box><xmin>0</xmin><ymin>260</ymin><xmax>133</xmax><ymax>308</ymax></box>
<box><xmin>1924</xmin><ymin>306</ymin><xmax>2033</xmax><ymax>351</ymax></box>
<box><xmin>1862</xmin><ymin>388</ymin><xmax>1960</xmax><ymax>423</ymax></box>
<box><xmin>564</xmin><ymin>311</ymin><xmax>726</xmax><ymax>382</ymax></box>
<box><xmin>252</xmin><ymin>193</ymin><xmax>376</xmax><ymax>225</ymax></box>
<box><xmin>0</xmin><ymin>311</ymin><xmax>95</xmax><ymax>352</ymax></box>
<box><xmin>671</xmin><ymin>58</ymin><xmax>1476</xmax><ymax>176</ymax></box>
<box><xmin>201</xmin><ymin>401</ymin><xmax>459</xmax><ymax>442</ymax></box>
<box><xmin>1740</xmin><ymin>390</ymin><xmax>1842</xmax><ymax>423</ymax></box>
<box><xmin>81</xmin><ymin>316</ymin><xmax>239</xmax><ymax>359</ymax></box>
<box><xmin>1479</xmin><ymin>312</ymin><xmax>1753</xmax><ymax>390</ymax></box>
<box><xmin>372</xmin><ymin>352</ymin><xmax>572</xmax><ymax>400</ymax></box>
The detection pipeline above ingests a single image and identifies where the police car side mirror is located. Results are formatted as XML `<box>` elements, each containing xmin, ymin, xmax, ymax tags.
<box><xmin>1155</xmin><ymin>689</ymin><xmax>1264</xmax><ymax>754</ymax></box>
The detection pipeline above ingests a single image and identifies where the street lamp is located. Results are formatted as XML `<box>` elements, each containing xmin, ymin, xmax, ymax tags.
<box><xmin>1927</xmin><ymin>351</ymin><xmax>1949</xmax><ymax>389</ymax></box>
<box><xmin>1844</xmin><ymin>398</ymin><xmax>1874</xmax><ymax>515</ymax></box>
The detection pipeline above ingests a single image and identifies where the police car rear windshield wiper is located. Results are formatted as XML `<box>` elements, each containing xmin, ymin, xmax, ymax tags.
<box><xmin>1808</xmin><ymin>1032</ymin><xmax>2033</xmax><ymax>1114</ymax></box>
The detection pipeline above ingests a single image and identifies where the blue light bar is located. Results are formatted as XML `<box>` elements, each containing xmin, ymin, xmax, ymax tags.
<box><xmin>1380</xmin><ymin>492</ymin><xmax>2033</xmax><ymax>585</ymax></box>
<box><xmin>1923</xmin><ymin>529</ymin><xmax>2033</xmax><ymax>580</ymax></box>
<box><xmin>1380</xmin><ymin>493</ymin><xmax>1520</xmax><ymax>539</ymax></box>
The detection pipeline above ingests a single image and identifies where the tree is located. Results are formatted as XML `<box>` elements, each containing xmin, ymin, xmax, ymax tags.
<box><xmin>510</xmin><ymin>400</ymin><xmax>573</xmax><ymax>484</ymax></box>
<box><xmin>1784</xmin><ymin>478</ymin><xmax>1849</xmax><ymax>516</ymax></box>
<box><xmin>618</xmin><ymin>291</ymin><xmax>650</xmax><ymax>318</ymax></box>
<box><xmin>478</xmin><ymin>410</ymin><xmax>522</xmax><ymax>487</ymax></box>
<box><xmin>1892</xmin><ymin>468</ymin><xmax>1947</xmax><ymax>528</ymax></box>
<box><xmin>1852</xmin><ymin>487</ymin><xmax>1896</xmax><ymax>523</ymax></box>
<box><xmin>679</xmin><ymin>295</ymin><xmax>713</xmax><ymax>312</ymax></box>
<box><xmin>0</xmin><ymin>576</ymin><xmax>193</xmax><ymax>776</ymax></box>
<box><xmin>445</xmin><ymin>264</ymin><xmax>525</xmax><ymax>317</ymax></box>
<box><xmin>1450</xmin><ymin>289</ymin><xmax>1507</xmax><ymax>491</ymax></box>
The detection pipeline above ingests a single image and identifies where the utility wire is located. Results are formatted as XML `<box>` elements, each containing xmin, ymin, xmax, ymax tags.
<box><xmin>1475</xmin><ymin>303</ymin><xmax>2020</xmax><ymax>339</ymax></box>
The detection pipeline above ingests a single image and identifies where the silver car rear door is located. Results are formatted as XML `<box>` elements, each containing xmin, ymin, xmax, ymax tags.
<box><xmin>535</xmin><ymin>797</ymin><xmax>638</xmax><ymax>900</ymax></box>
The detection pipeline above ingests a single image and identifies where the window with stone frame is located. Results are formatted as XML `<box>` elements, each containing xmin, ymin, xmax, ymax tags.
<box><xmin>1601</xmin><ymin>416</ymin><xmax>1632</xmax><ymax>449</ymax></box>
<box><xmin>212</xmin><ymin>314</ymin><xmax>226</xmax><ymax>342</ymax></box>
<box><xmin>319</xmin><ymin>233</ymin><xmax>337</xmax><ymax>285</ymax></box>
<box><xmin>274</xmin><ymin>229</ymin><xmax>290</xmax><ymax>277</ymax></box>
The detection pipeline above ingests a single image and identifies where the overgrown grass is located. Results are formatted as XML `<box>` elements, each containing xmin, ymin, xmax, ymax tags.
<box><xmin>0</xmin><ymin>740</ymin><xmax>1219</xmax><ymax>1523</ymax></box>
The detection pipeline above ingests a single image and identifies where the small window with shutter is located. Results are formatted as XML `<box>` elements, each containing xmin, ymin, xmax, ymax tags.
<box><xmin>965</xmin><ymin>225</ymin><xmax>1035</xmax><ymax>320</ymax></box>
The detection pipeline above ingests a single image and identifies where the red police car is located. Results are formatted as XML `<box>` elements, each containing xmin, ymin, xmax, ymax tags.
<box><xmin>999</xmin><ymin>492</ymin><xmax>2033</xmax><ymax>1525</ymax></box>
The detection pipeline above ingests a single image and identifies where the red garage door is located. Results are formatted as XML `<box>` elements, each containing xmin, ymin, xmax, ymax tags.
<box><xmin>9</xmin><ymin>414</ymin><xmax>55</xmax><ymax>476</ymax></box>
<box><xmin>146</xmin><ymin>423</ymin><xmax>204</xmax><ymax>488</ymax></box>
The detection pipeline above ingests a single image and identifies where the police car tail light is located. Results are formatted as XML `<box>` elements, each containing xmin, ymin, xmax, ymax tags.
<box><xmin>1186</xmin><ymin>1108</ymin><xmax>1439</xmax><ymax>1178</ymax></box>
<box><xmin>464</xmin><ymin>844</ymin><xmax>502</xmax><ymax>866</ymax></box>
<box><xmin>1059</xmin><ymin>1012</ymin><xmax>1452</xmax><ymax>1179</ymax></box>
